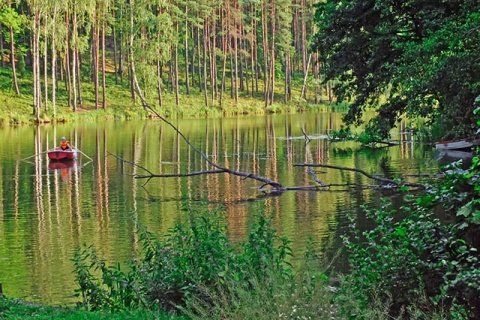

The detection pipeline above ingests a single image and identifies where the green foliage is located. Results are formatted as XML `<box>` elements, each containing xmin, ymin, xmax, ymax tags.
<box><xmin>0</xmin><ymin>296</ymin><xmax>181</xmax><ymax>320</ymax></box>
<box><xmin>329</xmin><ymin>125</ymin><xmax>353</xmax><ymax>141</ymax></box>
<box><xmin>313</xmin><ymin>0</ymin><xmax>480</xmax><ymax>140</ymax></box>
<box><xmin>342</xmin><ymin>155</ymin><xmax>480</xmax><ymax>318</ymax></box>
<box><xmin>72</xmin><ymin>208</ymin><xmax>294</xmax><ymax>313</ymax></box>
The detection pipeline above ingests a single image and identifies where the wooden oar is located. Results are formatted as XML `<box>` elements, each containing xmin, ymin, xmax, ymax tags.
<box><xmin>71</xmin><ymin>146</ymin><xmax>93</xmax><ymax>161</ymax></box>
<box><xmin>20</xmin><ymin>150</ymin><xmax>48</xmax><ymax>161</ymax></box>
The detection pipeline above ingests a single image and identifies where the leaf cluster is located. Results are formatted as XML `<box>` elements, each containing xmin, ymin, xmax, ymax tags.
<box><xmin>313</xmin><ymin>0</ymin><xmax>480</xmax><ymax>140</ymax></box>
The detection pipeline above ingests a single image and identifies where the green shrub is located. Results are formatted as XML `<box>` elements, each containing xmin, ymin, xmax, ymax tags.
<box><xmin>73</xmin><ymin>208</ymin><xmax>294</xmax><ymax>313</ymax></box>
<box><xmin>341</xmin><ymin>157</ymin><xmax>480</xmax><ymax>318</ymax></box>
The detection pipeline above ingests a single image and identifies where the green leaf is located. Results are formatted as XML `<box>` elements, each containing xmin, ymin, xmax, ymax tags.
<box><xmin>457</xmin><ymin>204</ymin><xmax>472</xmax><ymax>217</ymax></box>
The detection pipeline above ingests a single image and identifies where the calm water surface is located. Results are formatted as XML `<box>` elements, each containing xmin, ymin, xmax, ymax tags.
<box><xmin>0</xmin><ymin>112</ymin><xmax>442</xmax><ymax>305</ymax></box>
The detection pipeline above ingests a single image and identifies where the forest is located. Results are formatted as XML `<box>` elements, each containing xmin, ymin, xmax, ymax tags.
<box><xmin>0</xmin><ymin>0</ymin><xmax>327</xmax><ymax>123</ymax></box>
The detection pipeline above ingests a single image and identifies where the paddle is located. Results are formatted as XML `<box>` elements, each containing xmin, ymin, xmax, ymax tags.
<box><xmin>20</xmin><ymin>150</ymin><xmax>48</xmax><ymax>161</ymax></box>
<box><xmin>70</xmin><ymin>145</ymin><xmax>93</xmax><ymax>161</ymax></box>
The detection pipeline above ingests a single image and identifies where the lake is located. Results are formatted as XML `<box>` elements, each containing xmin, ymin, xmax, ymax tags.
<box><xmin>0</xmin><ymin>112</ymin><xmax>443</xmax><ymax>305</ymax></box>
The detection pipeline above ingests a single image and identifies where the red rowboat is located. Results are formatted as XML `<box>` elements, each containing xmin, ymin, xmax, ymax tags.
<box><xmin>47</xmin><ymin>149</ymin><xmax>77</xmax><ymax>161</ymax></box>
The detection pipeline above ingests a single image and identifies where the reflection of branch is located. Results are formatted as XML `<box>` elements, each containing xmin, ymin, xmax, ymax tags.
<box><xmin>308</xmin><ymin>167</ymin><xmax>326</xmax><ymax>190</ymax></box>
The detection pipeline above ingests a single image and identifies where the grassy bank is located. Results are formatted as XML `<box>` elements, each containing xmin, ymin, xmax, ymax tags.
<box><xmin>0</xmin><ymin>297</ymin><xmax>183</xmax><ymax>320</ymax></box>
<box><xmin>0</xmin><ymin>67</ymin><xmax>331</xmax><ymax>126</ymax></box>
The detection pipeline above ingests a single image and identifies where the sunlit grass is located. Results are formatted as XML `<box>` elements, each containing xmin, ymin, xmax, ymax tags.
<box><xmin>0</xmin><ymin>297</ymin><xmax>184</xmax><ymax>320</ymax></box>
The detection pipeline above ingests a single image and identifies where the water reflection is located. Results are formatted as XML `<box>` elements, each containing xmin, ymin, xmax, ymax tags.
<box><xmin>0</xmin><ymin>113</ymin><xmax>440</xmax><ymax>305</ymax></box>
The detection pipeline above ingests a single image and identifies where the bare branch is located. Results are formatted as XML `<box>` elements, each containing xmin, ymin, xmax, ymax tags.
<box><xmin>107</xmin><ymin>152</ymin><xmax>155</xmax><ymax>175</ymax></box>
<box><xmin>135</xmin><ymin>169</ymin><xmax>226</xmax><ymax>179</ymax></box>
<box><xmin>119</xmin><ymin>85</ymin><xmax>285</xmax><ymax>191</ymax></box>
<box><xmin>294</xmin><ymin>163</ymin><xmax>425</xmax><ymax>189</ymax></box>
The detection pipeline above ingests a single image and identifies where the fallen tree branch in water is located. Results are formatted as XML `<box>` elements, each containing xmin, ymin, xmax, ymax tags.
<box><xmin>294</xmin><ymin>163</ymin><xmax>426</xmax><ymax>190</ymax></box>
<box><xmin>113</xmin><ymin>87</ymin><xmax>285</xmax><ymax>192</ymax></box>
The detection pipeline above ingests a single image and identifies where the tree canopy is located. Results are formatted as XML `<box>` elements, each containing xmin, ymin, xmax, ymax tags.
<box><xmin>313</xmin><ymin>0</ymin><xmax>480</xmax><ymax>140</ymax></box>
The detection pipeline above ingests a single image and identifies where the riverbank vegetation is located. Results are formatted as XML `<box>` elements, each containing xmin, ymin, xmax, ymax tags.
<box><xmin>70</xmin><ymin>150</ymin><xmax>480</xmax><ymax>319</ymax></box>
<box><xmin>2</xmin><ymin>148</ymin><xmax>480</xmax><ymax>318</ymax></box>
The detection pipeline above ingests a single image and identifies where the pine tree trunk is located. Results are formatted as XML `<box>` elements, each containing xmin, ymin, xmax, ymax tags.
<box><xmin>51</xmin><ymin>6</ymin><xmax>57</xmax><ymax>117</ymax></box>
<box><xmin>301</xmin><ymin>0</ymin><xmax>307</xmax><ymax>99</ymax></box>
<box><xmin>157</xmin><ymin>58</ymin><xmax>163</xmax><ymax>107</ymax></box>
<box><xmin>102</xmin><ymin>20</ymin><xmax>106</xmax><ymax>108</ymax></box>
<box><xmin>251</xmin><ymin>4</ymin><xmax>257</xmax><ymax>95</ymax></box>
<box><xmin>261</xmin><ymin>1</ymin><xmax>269</xmax><ymax>107</ymax></box>
<box><xmin>93</xmin><ymin>16</ymin><xmax>100</xmax><ymax>109</ymax></box>
<box><xmin>233</xmin><ymin>22</ymin><xmax>238</xmax><ymax>103</ymax></box>
<box><xmin>10</xmin><ymin>26</ymin><xmax>19</xmax><ymax>95</ymax></box>
<box><xmin>0</xmin><ymin>23</ymin><xmax>4</xmax><ymax>67</ymax></box>
<box><xmin>112</xmin><ymin>7</ymin><xmax>118</xmax><ymax>85</ymax></box>
<box><xmin>269</xmin><ymin>0</ymin><xmax>276</xmax><ymax>106</ymax></box>
<box><xmin>174</xmin><ymin>22</ymin><xmax>179</xmax><ymax>105</ymax></box>
<box><xmin>72</xmin><ymin>9</ymin><xmax>78</xmax><ymax>112</ymax></box>
<box><xmin>77</xmin><ymin>51</ymin><xmax>83</xmax><ymax>105</ymax></box>
<box><xmin>64</xmin><ymin>10</ymin><xmax>71</xmax><ymax>109</ymax></box>
<box><xmin>220</xmin><ymin>6</ymin><xmax>227</xmax><ymax>107</ymax></box>
<box><xmin>185</xmin><ymin>7</ymin><xmax>190</xmax><ymax>95</ymax></box>
<box><xmin>203</xmin><ymin>24</ymin><xmax>208</xmax><ymax>107</ymax></box>
<box><xmin>196</xmin><ymin>27</ymin><xmax>202</xmax><ymax>92</ymax></box>
<box><xmin>43</xmin><ymin>17</ymin><xmax>48</xmax><ymax>111</ymax></box>
<box><xmin>212</xmin><ymin>14</ymin><xmax>217</xmax><ymax>101</ymax></box>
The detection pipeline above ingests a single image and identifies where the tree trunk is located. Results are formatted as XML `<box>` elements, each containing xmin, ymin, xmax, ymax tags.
<box><xmin>51</xmin><ymin>6</ymin><xmax>57</xmax><ymax>117</ymax></box>
<box><xmin>196</xmin><ymin>26</ymin><xmax>202</xmax><ymax>92</ymax></box>
<box><xmin>157</xmin><ymin>58</ymin><xmax>163</xmax><ymax>107</ymax></box>
<box><xmin>203</xmin><ymin>23</ymin><xmax>208</xmax><ymax>107</ymax></box>
<box><xmin>220</xmin><ymin>6</ymin><xmax>227</xmax><ymax>107</ymax></box>
<box><xmin>102</xmin><ymin>20</ymin><xmax>106</xmax><ymax>108</ymax></box>
<box><xmin>211</xmin><ymin>13</ymin><xmax>217</xmax><ymax>101</ymax></box>
<box><xmin>184</xmin><ymin>7</ymin><xmax>190</xmax><ymax>95</ymax></box>
<box><xmin>72</xmin><ymin>9</ymin><xmax>78</xmax><ymax>112</ymax></box>
<box><xmin>301</xmin><ymin>0</ymin><xmax>307</xmax><ymax>98</ymax></box>
<box><xmin>10</xmin><ymin>26</ymin><xmax>19</xmax><ymax>95</ymax></box>
<box><xmin>0</xmin><ymin>23</ymin><xmax>4</xmax><ymax>67</ymax></box>
<box><xmin>175</xmin><ymin>23</ymin><xmax>179</xmax><ymax>106</ymax></box>
<box><xmin>112</xmin><ymin>8</ymin><xmax>118</xmax><ymax>85</ymax></box>
<box><xmin>269</xmin><ymin>0</ymin><xmax>276</xmax><ymax>106</ymax></box>
<box><xmin>261</xmin><ymin>1</ymin><xmax>269</xmax><ymax>108</ymax></box>
<box><xmin>93</xmin><ymin>16</ymin><xmax>99</xmax><ymax>109</ymax></box>
<box><xmin>284</xmin><ymin>50</ymin><xmax>290</xmax><ymax>103</ymax></box>
<box><xmin>43</xmin><ymin>16</ymin><xmax>48</xmax><ymax>111</ymax></box>
<box><xmin>33</xmin><ymin>10</ymin><xmax>42</xmax><ymax>119</ymax></box>
<box><xmin>77</xmin><ymin>51</ymin><xmax>83</xmax><ymax>106</ymax></box>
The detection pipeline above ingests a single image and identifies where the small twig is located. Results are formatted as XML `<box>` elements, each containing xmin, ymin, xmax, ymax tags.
<box><xmin>301</xmin><ymin>127</ymin><xmax>311</xmax><ymax>144</ymax></box>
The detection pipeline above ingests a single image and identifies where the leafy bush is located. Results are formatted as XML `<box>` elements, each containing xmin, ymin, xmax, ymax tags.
<box><xmin>341</xmin><ymin>157</ymin><xmax>480</xmax><ymax>318</ymax></box>
<box><xmin>329</xmin><ymin>125</ymin><xmax>354</xmax><ymax>141</ymax></box>
<box><xmin>73</xmin><ymin>208</ymin><xmax>294</xmax><ymax>313</ymax></box>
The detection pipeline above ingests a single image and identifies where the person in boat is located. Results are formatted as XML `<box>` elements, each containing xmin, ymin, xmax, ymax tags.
<box><xmin>58</xmin><ymin>137</ymin><xmax>72</xmax><ymax>150</ymax></box>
